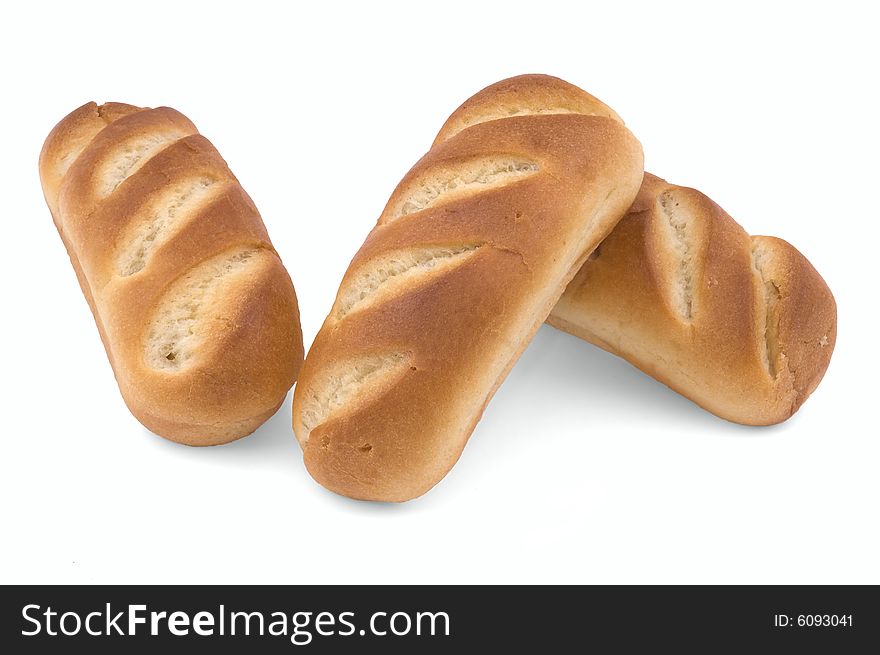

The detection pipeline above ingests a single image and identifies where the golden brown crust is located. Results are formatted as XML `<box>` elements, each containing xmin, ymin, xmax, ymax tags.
<box><xmin>293</xmin><ymin>76</ymin><xmax>643</xmax><ymax>501</ymax></box>
<box><xmin>40</xmin><ymin>102</ymin><xmax>303</xmax><ymax>445</ymax></box>
<box><xmin>433</xmin><ymin>74</ymin><xmax>623</xmax><ymax>145</ymax></box>
<box><xmin>550</xmin><ymin>174</ymin><xmax>837</xmax><ymax>425</ymax></box>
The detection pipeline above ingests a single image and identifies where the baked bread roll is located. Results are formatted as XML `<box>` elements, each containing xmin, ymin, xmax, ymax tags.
<box><xmin>293</xmin><ymin>76</ymin><xmax>644</xmax><ymax>501</ymax></box>
<box><xmin>549</xmin><ymin>174</ymin><xmax>836</xmax><ymax>425</ymax></box>
<box><xmin>40</xmin><ymin>102</ymin><xmax>304</xmax><ymax>445</ymax></box>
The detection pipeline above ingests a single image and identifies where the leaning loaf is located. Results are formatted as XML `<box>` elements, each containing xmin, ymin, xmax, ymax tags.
<box><xmin>549</xmin><ymin>174</ymin><xmax>836</xmax><ymax>425</ymax></box>
<box><xmin>293</xmin><ymin>75</ymin><xmax>644</xmax><ymax>501</ymax></box>
<box><xmin>40</xmin><ymin>102</ymin><xmax>304</xmax><ymax>445</ymax></box>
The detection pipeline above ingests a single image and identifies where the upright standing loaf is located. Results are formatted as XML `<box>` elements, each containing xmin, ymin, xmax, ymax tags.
<box><xmin>292</xmin><ymin>77</ymin><xmax>644</xmax><ymax>501</ymax></box>
<box><xmin>40</xmin><ymin>102</ymin><xmax>304</xmax><ymax>445</ymax></box>
<box><xmin>548</xmin><ymin>174</ymin><xmax>836</xmax><ymax>425</ymax></box>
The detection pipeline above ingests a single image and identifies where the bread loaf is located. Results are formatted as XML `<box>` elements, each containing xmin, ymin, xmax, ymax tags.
<box><xmin>292</xmin><ymin>76</ymin><xmax>644</xmax><ymax>501</ymax></box>
<box><xmin>40</xmin><ymin>102</ymin><xmax>304</xmax><ymax>445</ymax></box>
<box><xmin>549</xmin><ymin>174</ymin><xmax>836</xmax><ymax>424</ymax></box>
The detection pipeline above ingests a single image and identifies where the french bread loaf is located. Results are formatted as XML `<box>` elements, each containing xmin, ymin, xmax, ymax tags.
<box><xmin>40</xmin><ymin>102</ymin><xmax>304</xmax><ymax>445</ymax></box>
<box><xmin>292</xmin><ymin>77</ymin><xmax>644</xmax><ymax>501</ymax></box>
<box><xmin>549</xmin><ymin>174</ymin><xmax>836</xmax><ymax>425</ymax></box>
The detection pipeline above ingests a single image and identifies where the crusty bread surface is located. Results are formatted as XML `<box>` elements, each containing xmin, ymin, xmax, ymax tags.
<box><xmin>549</xmin><ymin>174</ymin><xmax>836</xmax><ymax>425</ymax></box>
<box><xmin>40</xmin><ymin>102</ymin><xmax>304</xmax><ymax>445</ymax></box>
<box><xmin>293</xmin><ymin>75</ymin><xmax>644</xmax><ymax>501</ymax></box>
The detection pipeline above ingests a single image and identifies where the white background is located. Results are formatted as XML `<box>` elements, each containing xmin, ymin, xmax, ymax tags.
<box><xmin>1</xmin><ymin>1</ymin><xmax>877</xmax><ymax>584</ymax></box>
